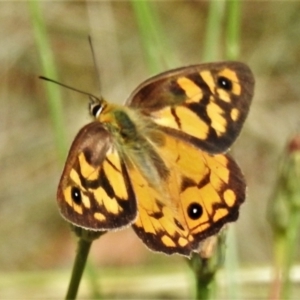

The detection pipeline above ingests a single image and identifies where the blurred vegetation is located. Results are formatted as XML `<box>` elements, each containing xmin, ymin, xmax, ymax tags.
<box><xmin>1</xmin><ymin>1</ymin><xmax>300</xmax><ymax>299</ymax></box>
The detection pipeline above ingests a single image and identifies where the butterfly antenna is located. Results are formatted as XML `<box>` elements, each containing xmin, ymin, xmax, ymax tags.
<box><xmin>40</xmin><ymin>37</ymin><xmax>104</xmax><ymax>102</ymax></box>
<box><xmin>88</xmin><ymin>36</ymin><xmax>102</xmax><ymax>96</ymax></box>
<box><xmin>39</xmin><ymin>76</ymin><xmax>100</xmax><ymax>101</ymax></box>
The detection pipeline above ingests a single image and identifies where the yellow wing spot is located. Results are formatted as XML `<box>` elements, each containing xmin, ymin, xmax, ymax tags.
<box><xmin>206</xmin><ymin>154</ymin><xmax>230</xmax><ymax>185</ymax></box>
<box><xmin>214</xmin><ymin>154</ymin><xmax>228</xmax><ymax>165</ymax></box>
<box><xmin>188</xmin><ymin>235</ymin><xmax>195</xmax><ymax>242</ymax></box>
<box><xmin>63</xmin><ymin>187</ymin><xmax>73</xmax><ymax>207</ymax></box>
<box><xmin>161</xmin><ymin>235</ymin><xmax>176</xmax><ymax>247</ymax></box>
<box><xmin>217</xmin><ymin>88</ymin><xmax>231</xmax><ymax>103</ymax></box>
<box><xmin>135</xmin><ymin>212</ymin><xmax>156</xmax><ymax>234</ymax></box>
<box><xmin>192</xmin><ymin>223</ymin><xmax>210</xmax><ymax>234</ymax></box>
<box><xmin>70</xmin><ymin>169</ymin><xmax>82</xmax><ymax>187</ymax></box>
<box><xmin>78</xmin><ymin>153</ymin><xmax>98</xmax><ymax>180</ymax></box>
<box><xmin>230</xmin><ymin>108</ymin><xmax>239</xmax><ymax>121</ymax></box>
<box><xmin>81</xmin><ymin>195</ymin><xmax>91</xmax><ymax>208</ymax></box>
<box><xmin>206</xmin><ymin>100</ymin><xmax>227</xmax><ymax>135</ymax></box>
<box><xmin>210</xmin><ymin>170</ymin><xmax>229</xmax><ymax>190</ymax></box>
<box><xmin>73</xmin><ymin>203</ymin><xmax>83</xmax><ymax>215</ymax></box>
<box><xmin>153</xmin><ymin>106</ymin><xmax>209</xmax><ymax>140</ymax></box>
<box><xmin>218</xmin><ymin>68</ymin><xmax>241</xmax><ymax>95</ymax></box>
<box><xmin>103</xmin><ymin>155</ymin><xmax>128</xmax><ymax>200</ymax></box>
<box><xmin>213</xmin><ymin>208</ymin><xmax>228</xmax><ymax>222</ymax></box>
<box><xmin>199</xmin><ymin>184</ymin><xmax>221</xmax><ymax>214</ymax></box>
<box><xmin>93</xmin><ymin>187</ymin><xmax>121</xmax><ymax>215</ymax></box>
<box><xmin>63</xmin><ymin>186</ymin><xmax>83</xmax><ymax>214</ymax></box>
<box><xmin>223</xmin><ymin>189</ymin><xmax>236</xmax><ymax>207</ymax></box>
<box><xmin>178</xmin><ymin>237</ymin><xmax>188</xmax><ymax>247</ymax></box>
<box><xmin>150</xmin><ymin>216</ymin><xmax>164</xmax><ymax>233</ymax></box>
<box><xmin>153</xmin><ymin>107</ymin><xmax>180</xmax><ymax>129</ymax></box>
<box><xmin>159</xmin><ymin>208</ymin><xmax>178</xmax><ymax>237</ymax></box>
<box><xmin>200</xmin><ymin>70</ymin><xmax>215</xmax><ymax>93</ymax></box>
<box><xmin>94</xmin><ymin>212</ymin><xmax>106</xmax><ymax>221</ymax></box>
<box><xmin>134</xmin><ymin>215</ymin><xmax>142</xmax><ymax>227</ymax></box>
<box><xmin>177</xmin><ymin>77</ymin><xmax>203</xmax><ymax>103</ymax></box>
<box><xmin>175</xmin><ymin>106</ymin><xmax>209</xmax><ymax>140</ymax></box>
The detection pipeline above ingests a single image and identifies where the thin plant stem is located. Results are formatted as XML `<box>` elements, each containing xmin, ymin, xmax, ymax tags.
<box><xmin>188</xmin><ymin>232</ymin><xmax>227</xmax><ymax>300</ymax></box>
<box><xmin>225</xmin><ymin>0</ymin><xmax>241</xmax><ymax>60</ymax></box>
<box><xmin>281</xmin><ymin>210</ymin><xmax>300</xmax><ymax>298</ymax></box>
<box><xmin>223</xmin><ymin>2</ymin><xmax>242</xmax><ymax>299</ymax></box>
<box><xmin>66</xmin><ymin>227</ymin><xmax>105</xmax><ymax>300</ymax></box>
<box><xmin>268</xmin><ymin>135</ymin><xmax>300</xmax><ymax>300</ymax></box>
<box><xmin>281</xmin><ymin>148</ymin><xmax>300</xmax><ymax>298</ymax></box>
<box><xmin>202</xmin><ymin>0</ymin><xmax>225</xmax><ymax>62</ymax></box>
<box><xmin>223</xmin><ymin>226</ymin><xmax>240</xmax><ymax>299</ymax></box>
<box><xmin>66</xmin><ymin>238</ymin><xmax>92</xmax><ymax>300</ymax></box>
<box><xmin>190</xmin><ymin>1</ymin><xmax>242</xmax><ymax>299</ymax></box>
<box><xmin>189</xmin><ymin>254</ymin><xmax>212</xmax><ymax>300</ymax></box>
<box><xmin>131</xmin><ymin>0</ymin><xmax>175</xmax><ymax>73</ymax></box>
<box><xmin>86</xmin><ymin>260</ymin><xmax>102</xmax><ymax>299</ymax></box>
<box><xmin>28</xmin><ymin>1</ymin><xmax>67</xmax><ymax>162</ymax></box>
<box><xmin>30</xmin><ymin>2</ymin><xmax>106</xmax><ymax>299</ymax></box>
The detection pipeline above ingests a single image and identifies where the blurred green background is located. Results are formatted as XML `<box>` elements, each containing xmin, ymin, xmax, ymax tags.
<box><xmin>1</xmin><ymin>1</ymin><xmax>300</xmax><ymax>299</ymax></box>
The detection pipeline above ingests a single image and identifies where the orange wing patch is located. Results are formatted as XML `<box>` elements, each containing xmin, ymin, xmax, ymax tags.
<box><xmin>131</xmin><ymin>133</ymin><xmax>245</xmax><ymax>256</ymax></box>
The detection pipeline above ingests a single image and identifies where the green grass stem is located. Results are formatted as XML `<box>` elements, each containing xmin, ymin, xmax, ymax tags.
<box><xmin>268</xmin><ymin>135</ymin><xmax>300</xmax><ymax>299</ymax></box>
<box><xmin>225</xmin><ymin>0</ymin><xmax>241</xmax><ymax>60</ymax></box>
<box><xmin>223</xmin><ymin>226</ymin><xmax>241</xmax><ymax>299</ymax></box>
<box><xmin>202</xmin><ymin>0</ymin><xmax>225</xmax><ymax>62</ymax></box>
<box><xmin>192</xmin><ymin>1</ymin><xmax>242</xmax><ymax>298</ymax></box>
<box><xmin>29</xmin><ymin>3</ymin><xmax>105</xmax><ymax>298</ymax></box>
<box><xmin>131</xmin><ymin>0</ymin><xmax>175</xmax><ymax>73</ymax></box>
<box><xmin>66</xmin><ymin>227</ymin><xmax>105</xmax><ymax>299</ymax></box>
<box><xmin>188</xmin><ymin>232</ymin><xmax>227</xmax><ymax>300</ymax></box>
<box><xmin>223</xmin><ymin>2</ymin><xmax>242</xmax><ymax>299</ymax></box>
<box><xmin>66</xmin><ymin>238</ymin><xmax>92</xmax><ymax>300</ymax></box>
<box><xmin>28</xmin><ymin>1</ymin><xmax>67</xmax><ymax>162</ymax></box>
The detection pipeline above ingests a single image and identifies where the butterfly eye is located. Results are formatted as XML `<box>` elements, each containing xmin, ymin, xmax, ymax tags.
<box><xmin>90</xmin><ymin>103</ymin><xmax>103</xmax><ymax>118</ymax></box>
<box><xmin>187</xmin><ymin>203</ymin><xmax>203</xmax><ymax>220</ymax></box>
<box><xmin>71</xmin><ymin>186</ymin><xmax>82</xmax><ymax>205</ymax></box>
<box><xmin>217</xmin><ymin>76</ymin><xmax>233</xmax><ymax>91</ymax></box>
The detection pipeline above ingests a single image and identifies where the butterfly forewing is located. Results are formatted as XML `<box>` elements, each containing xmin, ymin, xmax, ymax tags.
<box><xmin>57</xmin><ymin>122</ymin><xmax>137</xmax><ymax>230</ymax></box>
<box><xmin>126</xmin><ymin>62</ymin><xmax>254</xmax><ymax>153</ymax></box>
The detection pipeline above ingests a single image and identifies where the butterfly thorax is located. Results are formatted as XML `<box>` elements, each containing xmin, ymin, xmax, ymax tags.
<box><xmin>95</xmin><ymin>101</ymin><xmax>170</xmax><ymax>194</ymax></box>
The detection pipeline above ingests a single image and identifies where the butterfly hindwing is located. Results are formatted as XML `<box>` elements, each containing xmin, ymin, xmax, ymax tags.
<box><xmin>130</xmin><ymin>133</ymin><xmax>245</xmax><ymax>256</ymax></box>
<box><xmin>126</xmin><ymin>61</ymin><xmax>254</xmax><ymax>153</ymax></box>
<box><xmin>57</xmin><ymin>122</ymin><xmax>137</xmax><ymax>230</ymax></box>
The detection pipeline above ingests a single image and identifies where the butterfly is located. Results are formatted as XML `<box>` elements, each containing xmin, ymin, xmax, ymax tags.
<box><xmin>56</xmin><ymin>61</ymin><xmax>254</xmax><ymax>257</ymax></box>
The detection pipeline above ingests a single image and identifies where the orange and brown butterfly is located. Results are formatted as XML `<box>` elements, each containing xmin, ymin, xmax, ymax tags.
<box><xmin>56</xmin><ymin>62</ymin><xmax>254</xmax><ymax>257</ymax></box>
